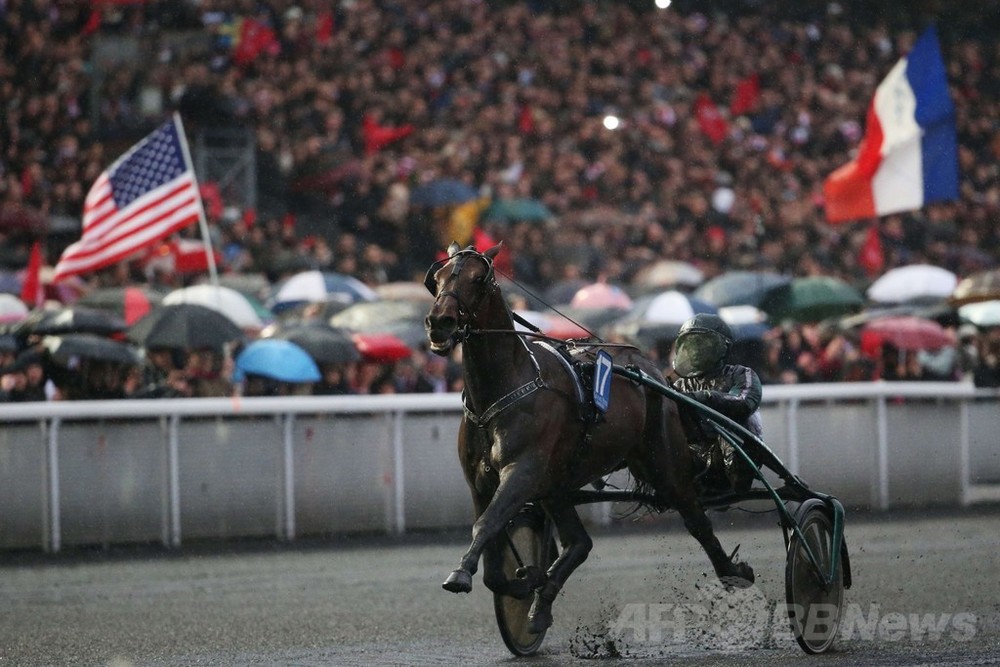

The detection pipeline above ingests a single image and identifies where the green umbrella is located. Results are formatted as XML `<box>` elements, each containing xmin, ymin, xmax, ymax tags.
<box><xmin>481</xmin><ymin>198</ymin><xmax>552</xmax><ymax>223</ymax></box>
<box><xmin>760</xmin><ymin>276</ymin><xmax>864</xmax><ymax>323</ymax></box>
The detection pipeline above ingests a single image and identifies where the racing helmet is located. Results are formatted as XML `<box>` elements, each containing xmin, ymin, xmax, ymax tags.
<box><xmin>672</xmin><ymin>313</ymin><xmax>734</xmax><ymax>378</ymax></box>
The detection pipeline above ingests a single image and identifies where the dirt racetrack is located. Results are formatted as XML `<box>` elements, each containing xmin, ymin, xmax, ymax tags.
<box><xmin>1</xmin><ymin>507</ymin><xmax>998</xmax><ymax>666</ymax></box>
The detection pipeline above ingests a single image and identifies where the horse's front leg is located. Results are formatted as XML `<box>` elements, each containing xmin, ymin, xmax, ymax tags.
<box><xmin>526</xmin><ymin>497</ymin><xmax>592</xmax><ymax>633</ymax></box>
<box><xmin>443</xmin><ymin>460</ymin><xmax>541</xmax><ymax>594</ymax></box>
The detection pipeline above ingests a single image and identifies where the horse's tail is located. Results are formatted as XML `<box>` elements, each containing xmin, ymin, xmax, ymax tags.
<box><xmin>616</xmin><ymin>473</ymin><xmax>671</xmax><ymax>518</ymax></box>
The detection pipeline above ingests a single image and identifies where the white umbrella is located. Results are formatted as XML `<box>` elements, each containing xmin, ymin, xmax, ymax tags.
<box><xmin>0</xmin><ymin>293</ymin><xmax>29</xmax><ymax>323</ymax></box>
<box><xmin>958</xmin><ymin>300</ymin><xmax>1000</xmax><ymax>328</ymax></box>
<box><xmin>638</xmin><ymin>290</ymin><xmax>717</xmax><ymax>324</ymax></box>
<box><xmin>867</xmin><ymin>264</ymin><xmax>957</xmax><ymax>304</ymax></box>
<box><xmin>164</xmin><ymin>284</ymin><xmax>264</xmax><ymax>330</ymax></box>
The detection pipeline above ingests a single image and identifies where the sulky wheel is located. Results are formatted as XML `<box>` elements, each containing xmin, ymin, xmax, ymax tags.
<box><xmin>493</xmin><ymin>506</ymin><xmax>557</xmax><ymax>657</ymax></box>
<box><xmin>785</xmin><ymin>502</ymin><xmax>845</xmax><ymax>654</ymax></box>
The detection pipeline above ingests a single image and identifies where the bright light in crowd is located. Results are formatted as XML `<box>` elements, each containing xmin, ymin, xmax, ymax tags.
<box><xmin>603</xmin><ymin>115</ymin><xmax>620</xmax><ymax>130</ymax></box>
<box><xmin>654</xmin><ymin>0</ymin><xmax>672</xmax><ymax>8</ymax></box>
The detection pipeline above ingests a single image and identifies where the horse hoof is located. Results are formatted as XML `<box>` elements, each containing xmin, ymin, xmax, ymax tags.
<box><xmin>442</xmin><ymin>569</ymin><xmax>473</xmax><ymax>593</ymax></box>
<box><xmin>527</xmin><ymin>610</ymin><xmax>552</xmax><ymax>634</ymax></box>
<box><xmin>721</xmin><ymin>562</ymin><xmax>755</xmax><ymax>589</ymax></box>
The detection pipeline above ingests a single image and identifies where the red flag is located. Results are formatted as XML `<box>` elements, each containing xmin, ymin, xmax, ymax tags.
<box><xmin>858</xmin><ymin>223</ymin><xmax>885</xmax><ymax>277</ymax></box>
<box><xmin>20</xmin><ymin>241</ymin><xmax>44</xmax><ymax>307</ymax></box>
<box><xmin>315</xmin><ymin>9</ymin><xmax>335</xmax><ymax>45</ymax></box>
<box><xmin>53</xmin><ymin>115</ymin><xmax>202</xmax><ymax>283</ymax></box>
<box><xmin>361</xmin><ymin>114</ymin><xmax>414</xmax><ymax>155</ymax></box>
<box><xmin>730</xmin><ymin>73</ymin><xmax>760</xmax><ymax>116</ymax></box>
<box><xmin>233</xmin><ymin>17</ymin><xmax>279</xmax><ymax>67</ymax></box>
<box><xmin>695</xmin><ymin>93</ymin><xmax>728</xmax><ymax>145</ymax></box>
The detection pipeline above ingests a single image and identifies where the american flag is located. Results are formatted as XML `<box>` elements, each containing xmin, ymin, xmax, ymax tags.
<box><xmin>53</xmin><ymin>115</ymin><xmax>202</xmax><ymax>282</ymax></box>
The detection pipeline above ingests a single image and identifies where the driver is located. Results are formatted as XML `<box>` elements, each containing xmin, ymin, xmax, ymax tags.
<box><xmin>671</xmin><ymin>313</ymin><xmax>763</xmax><ymax>494</ymax></box>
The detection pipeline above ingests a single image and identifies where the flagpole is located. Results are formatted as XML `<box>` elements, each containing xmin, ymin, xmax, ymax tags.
<box><xmin>173</xmin><ymin>112</ymin><xmax>220</xmax><ymax>289</ymax></box>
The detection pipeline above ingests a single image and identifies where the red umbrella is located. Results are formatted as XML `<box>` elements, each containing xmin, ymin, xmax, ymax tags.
<box><xmin>352</xmin><ymin>332</ymin><xmax>412</xmax><ymax>363</ymax></box>
<box><xmin>569</xmin><ymin>283</ymin><xmax>633</xmax><ymax>310</ymax></box>
<box><xmin>860</xmin><ymin>316</ymin><xmax>953</xmax><ymax>353</ymax></box>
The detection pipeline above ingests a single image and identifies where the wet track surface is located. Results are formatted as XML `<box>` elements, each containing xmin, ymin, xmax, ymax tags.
<box><xmin>1</xmin><ymin>508</ymin><xmax>999</xmax><ymax>666</ymax></box>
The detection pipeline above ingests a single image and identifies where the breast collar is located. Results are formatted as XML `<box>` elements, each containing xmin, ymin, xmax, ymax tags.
<box><xmin>462</xmin><ymin>331</ymin><xmax>546</xmax><ymax>428</ymax></box>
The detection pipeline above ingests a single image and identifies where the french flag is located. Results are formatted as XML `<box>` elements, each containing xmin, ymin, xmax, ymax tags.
<box><xmin>823</xmin><ymin>27</ymin><xmax>958</xmax><ymax>224</ymax></box>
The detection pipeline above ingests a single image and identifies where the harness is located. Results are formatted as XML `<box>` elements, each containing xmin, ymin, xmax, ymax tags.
<box><xmin>462</xmin><ymin>350</ymin><xmax>547</xmax><ymax>428</ymax></box>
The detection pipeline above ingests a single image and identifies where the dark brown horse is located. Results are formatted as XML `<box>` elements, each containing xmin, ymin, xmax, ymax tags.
<box><xmin>424</xmin><ymin>243</ymin><xmax>753</xmax><ymax>633</ymax></box>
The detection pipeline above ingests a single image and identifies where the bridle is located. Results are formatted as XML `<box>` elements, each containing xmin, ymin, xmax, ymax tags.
<box><xmin>424</xmin><ymin>249</ymin><xmax>498</xmax><ymax>328</ymax></box>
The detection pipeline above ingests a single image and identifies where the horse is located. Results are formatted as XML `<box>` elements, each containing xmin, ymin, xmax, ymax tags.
<box><xmin>423</xmin><ymin>242</ymin><xmax>753</xmax><ymax>634</ymax></box>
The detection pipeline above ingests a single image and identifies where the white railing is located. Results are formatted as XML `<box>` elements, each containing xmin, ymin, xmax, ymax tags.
<box><xmin>0</xmin><ymin>382</ymin><xmax>997</xmax><ymax>552</ymax></box>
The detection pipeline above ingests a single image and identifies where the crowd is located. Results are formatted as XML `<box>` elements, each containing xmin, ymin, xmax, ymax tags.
<box><xmin>2</xmin><ymin>0</ymin><xmax>1000</xmax><ymax>400</ymax></box>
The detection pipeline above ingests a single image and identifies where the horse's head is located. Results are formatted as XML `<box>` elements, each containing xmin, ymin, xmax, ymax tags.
<box><xmin>424</xmin><ymin>242</ymin><xmax>502</xmax><ymax>356</ymax></box>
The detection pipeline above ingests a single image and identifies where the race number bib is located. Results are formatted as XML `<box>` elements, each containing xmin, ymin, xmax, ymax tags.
<box><xmin>593</xmin><ymin>350</ymin><xmax>613</xmax><ymax>413</ymax></box>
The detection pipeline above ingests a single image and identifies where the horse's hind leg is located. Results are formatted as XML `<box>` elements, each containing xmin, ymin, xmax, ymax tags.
<box><xmin>645</xmin><ymin>399</ymin><xmax>755</xmax><ymax>587</ymax></box>
<box><xmin>443</xmin><ymin>461</ymin><xmax>541</xmax><ymax>594</ymax></box>
<box><xmin>526</xmin><ymin>497</ymin><xmax>592</xmax><ymax>633</ymax></box>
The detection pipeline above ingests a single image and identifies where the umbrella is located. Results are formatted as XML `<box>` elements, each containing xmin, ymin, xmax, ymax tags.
<box><xmin>268</xmin><ymin>323</ymin><xmax>361</xmax><ymax>365</ymax></box>
<box><xmin>694</xmin><ymin>271</ymin><xmax>791</xmax><ymax>308</ymax></box>
<box><xmin>569</xmin><ymin>283</ymin><xmax>633</xmax><ymax>311</ymax></box>
<box><xmin>958</xmin><ymin>300</ymin><xmax>1000</xmax><ymax>328</ymax></box>
<box><xmin>331</xmin><ymin>300</ymin><xmax>431</xmax><ymax>349</ymax></box>
<box><xmin>866</xmin><ymin>264</ymin><xmax>958</xmax><ymax>304</ymax></box>
<box><xmin>481</xmin><ymin>198</ymin><xmax>553</xmax><ymax>223</ymax></box>
<box><xmin>15</xmin><ymin>306</ymin><xmax>127</xmax><ymax>338</ymax></box>
<box><xmin>163</xmin><ymin>284</ymin><xmax>266</xmax><ymax>330</ymax></box>
<box><xmin>0</xmin><ymin>294</ymin><xmax>29</xmax><ymax>324</ymax></box>
<box><xmin>234</xmin><ymin>339</ymin><xmax>320</xmax><ymax>383</ymax></box>
<box><xmin>950</xmin><ymin>268</ymin><xmax>1000</xmax><ymax>306</ymax></box>
<box><xmin>271</xmin><ymin>271</ymin><xmax>378</xmax><ymax>312</ymax></box>
<box><xmin>633</xmin><ymin>290</ymin><xmax>718</xmax><ymax>325</ymax></box>
<box><xmin>352</xmin><ymin>332</ymin><xmax>413</xmax><ymax>363</ymax></box>
<box><xmin>718</xmin><ymin>305</ymin><xmax>771</xmax><ymax>341</ymax></box>
<box><xmin>759</xmin><ymin>276</ymin><xmax>864</xmax><ymax>323</ymax></box>
<box><xmin>128</xmin><ymin>304</ymin><xmax>245</xmax><ymax>351</ymax></box>
<box><xmin>409</xmin><ymin>179</ymin><xmax>478</xmax><ymax>207</ymax></box>
<box><xmin>860</xmin><ymin>316</ymin><xmax>953</xmax><ymax>352</ymax></box>
<box><xmin>77</xmin><ymin>286</ymin><xmax>164</xmax><ymax>325</ymax></box>
<box><xmin>42</xmin><ymin>333</ymin><xmax>143</xmax><ymax>367</ymax></box>
<box><xmin>632</xmin><ymin>260</ymin><xmax>705</xmax><ymax>290</ymax></box>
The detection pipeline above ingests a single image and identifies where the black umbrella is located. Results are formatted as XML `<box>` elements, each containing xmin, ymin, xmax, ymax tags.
<box><xmin>15</xmin><ymin>306</ymin><xmax>127</xmax><ymax>338</ymax></box>
<box><xmin>128</xmin><ymin>304</ymin><xmax>244</xmax><ymax>350</ymax></box>
<box><xmin>409</xmin><ymin>179</ymin><xmax>478</xmax><ymax>207</ymax></box>
<box><xmin>694</xmin><ymin>271</ymin><xmax>791</xmax><ymax>308</ymax></box>
<box><xmin>42</xmin><ymin>333</ymin><xmax>143</xmax><ymax>367</ymax></box>
<box><xmin>268</xmin><ymin>323</ymin><xmax>361</xmax><ymax>365</ymax></box>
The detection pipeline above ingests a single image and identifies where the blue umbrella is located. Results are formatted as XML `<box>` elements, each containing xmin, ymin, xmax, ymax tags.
<box><xmin>234</xmin><ymin>339</ymin><xmax>321</xmax><ymax>383</ymax></box>
<box><xmin>410</xmin><ymin>179</ymin><xmax>478</xmax><ymax>207</ymax></box>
